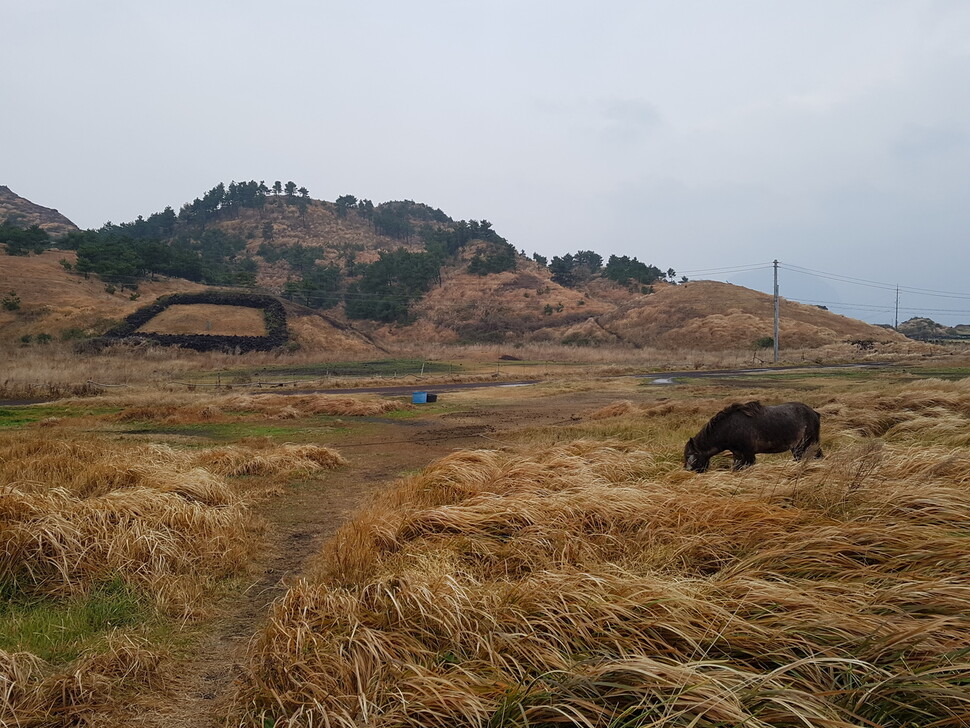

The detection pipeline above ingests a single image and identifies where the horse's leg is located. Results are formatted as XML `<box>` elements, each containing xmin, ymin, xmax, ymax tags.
<box><xmin>791</xmin><ymin>440</ymin><xmax>822</xmax><ymax>460</ymax></box>
<box><xmin>732</xmin><ymin>452</ymin><xmax>755</xmax><ymax>470</ymax></box>
<box><xmin>793</xmin><ymin>438</ymin><xmax>822</xmax><ymax>461</ymax></box>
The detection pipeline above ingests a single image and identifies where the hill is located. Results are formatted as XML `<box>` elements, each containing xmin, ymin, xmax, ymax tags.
<box><xmin>0</xmin><ymin>185</ymin><xmax>78</xmax><ymax>237</ymax></box>
<box><xmin>897</xmin><ymin>316</ymin><xmax>970</xmax><ymax>342</ymax></box>
<box><xmin>597</xmin><ymin>280</ymin><xmax>907</xmax><ymax>350</ymax></box>
<box><xmin>0</xmin><ymin>184</ymin><xmax>915</xmax><ymax>354</ymax></box>
<box><xmin>0</xmin><ymin>250</ymin><xmax>380</xmax><ymax>354</ymax></box>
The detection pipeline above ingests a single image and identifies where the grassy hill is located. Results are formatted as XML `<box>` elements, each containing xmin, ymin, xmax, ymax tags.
<box><xmin>0</xmin><ymin>184</ymin><xmax>918</xmax><ymax>354</ymax></box>
<box><xmin>0</xmin><ymin>250</ymin><xmax>380</xmax><ymax>354</ymax></box>
<box><xmin>598</xmin><ymin>280</ymin><xmax>907</xmax><ymax>350</ymax></box>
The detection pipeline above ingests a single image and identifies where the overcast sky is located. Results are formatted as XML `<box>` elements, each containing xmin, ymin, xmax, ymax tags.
<box><xmin>3</xmin><ymin>1</ymin><xmax>969</xmax><ymax>325</ymax></box>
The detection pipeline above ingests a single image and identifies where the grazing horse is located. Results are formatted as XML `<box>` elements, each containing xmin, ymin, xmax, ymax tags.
<box><xmin>684</xmin><ymin>401</ymin><xmax>822</xmax><ymax>472</ymax></box>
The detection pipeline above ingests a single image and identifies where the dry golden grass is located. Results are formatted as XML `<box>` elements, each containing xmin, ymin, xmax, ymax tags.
<box><xmin>587</xmin><ymin>400</ymin><xmax>639</xmax><ymax>419</ymax></box>
<box><xmin>599</xmin><ymin>280</ymin><xmax>925</xmax><ymax>352</ymax></box>
<box><xmin>0</xmin><ymin>432</ymin><xmax>269</xmax><ymax>725</ymax></box>
<box><xmin>194</xmin><ymin>442</ymin><xmax>347</xmax><ymax>477</ymax></box>
<box><xmin>232</xmin><ymin>377</ymin><xmax>970</xmax><ymax>728</ymax></box>
<box><xmin>816</xmin><ymin>376</ymin><xmax>970</xmax><ymax>445</ymax></box>
<box><xmin>400</xmin><ymin>257</ymin><xmax>615</xmax><ymax>345</ymax></box>
<box><xmin>220</xmin><ymin>393</ymin><xmax>409</xmax><ymax>418</ymax></box>
<box><xmin>0</xmin><ymin>423</ymin><xmax>353</xmax><ymax>725</ymax></box>
<box><xmin>0</xmin><ymin>434</ymin><xmax>262</xmax><ymax>608</ymax></box>
<box><xmin>0</xmin><ymin>250</ymin><xmax>204</xmax><ymax>342</ymax></box>
<box><xmin>135</xmin><ymin>303</ymin><xmax>268</xmax><ymax>336</ymax></box>
<box><xmin>92</xmin><ymin>392</ymin><xmax>409</xmax><ymax>428</ymax></box>
<box><xmin>1</xmin><ymin>635</ymin><xmax>165</xmax><ymax>728</ymax></box>
<box><xmin>0</xmin><ymin>344</ymin><xmax>220</xmax><ymax>394</ymax></box>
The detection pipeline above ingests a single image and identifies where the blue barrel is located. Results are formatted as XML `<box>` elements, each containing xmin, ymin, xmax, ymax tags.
<box><xmin>412</xmin><ymin>391</ymin><xmax>428</xmax><ymax>404</ymax></box>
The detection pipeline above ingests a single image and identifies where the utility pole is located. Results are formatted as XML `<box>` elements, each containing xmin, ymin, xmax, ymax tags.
<box><xmin>894</xmin><ymin>285</ymin><xmax>899</xmax><ymax>329</ymax></box>
<box><xmin>773</xmin><ymin>260</ymin><xmax>780</xmax><ymax>363</ymax></box>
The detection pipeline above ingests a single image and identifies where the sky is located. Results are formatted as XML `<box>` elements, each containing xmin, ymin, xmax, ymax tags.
<box><xmin>3</xmin><ymin>1</ymin><xmax>969</xmax><ymax>325</ymax></box>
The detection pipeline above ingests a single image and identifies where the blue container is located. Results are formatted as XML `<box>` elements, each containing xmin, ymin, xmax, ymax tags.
<box><xmin>412</xmin><ymin>391</ymin><xmax>428</xmax><ymax>404</ymax></box>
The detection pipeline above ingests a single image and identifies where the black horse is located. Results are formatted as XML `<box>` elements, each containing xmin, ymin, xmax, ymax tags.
<box><xmin>684</xmin><ymin>401</ymin><xmax>822</xmax><ymax>472</ymax></box>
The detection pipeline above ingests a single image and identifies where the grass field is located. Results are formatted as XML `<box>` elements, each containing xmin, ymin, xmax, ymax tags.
<box><xmin>0</xmin><ymin>404</ymin><xmax>351</xmax><ymax>725</ymax></box>
<box><xmin>135</xmin><ymin>304</ymin><xmax>269</xmax><ymax>336</ymax></box>
<box><xmin>230</xmin><ymin>366</ymin><xmax>970</xmax><ymax>728</ymax></box>
<box><xmin>1</xmin><ymin>350</ymin><xmax>969</xmax><ymax>726</ymax></box>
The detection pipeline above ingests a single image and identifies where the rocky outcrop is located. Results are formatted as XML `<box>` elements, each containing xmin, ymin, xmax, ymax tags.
<box><xmin>0</xmin><ymin>186</ymin><xmax>79</xmax><ymax>237</ymax></box>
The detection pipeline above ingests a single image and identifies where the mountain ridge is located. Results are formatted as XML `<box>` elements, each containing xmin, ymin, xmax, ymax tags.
<box><xmin>0</xmin><ymin>185</ymin><xmax>79</xmax><ymax>237</ymax></box>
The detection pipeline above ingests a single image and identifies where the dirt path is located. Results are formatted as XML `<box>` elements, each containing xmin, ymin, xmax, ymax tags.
<box><xmin>129</xmin><ymin>389</ymin><xmax>615</xmax><ymax>727</ymax></box>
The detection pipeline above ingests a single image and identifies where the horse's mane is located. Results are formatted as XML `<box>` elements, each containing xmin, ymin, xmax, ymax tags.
<box><xmin>699</xmin><ymin>401</ymin><xmax>765</xmax><ymax>437</ymax></box>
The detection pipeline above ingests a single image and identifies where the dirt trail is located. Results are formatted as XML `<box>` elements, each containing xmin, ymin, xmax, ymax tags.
<box><xmin>130</xmin><ymin>390</ymin><xmax>613</xmax><ymax>727</ymax></box>
<box><xmin>132</xmin><ymin>450</ymin><xmax>404</xmax><ymax>727</ymax></box>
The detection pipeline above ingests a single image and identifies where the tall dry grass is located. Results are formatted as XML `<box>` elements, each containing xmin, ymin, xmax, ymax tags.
<box><xmin>1</xmin><ymin>635</ymin><xmax>165</xmax><ymax>728</ymax></box>
<box><xmin>389</xmin><ymin>339</ymin><xmax>932</xmax><ymax>369</ymax></box>
<box><xmin>0</xmin><ymin>343</ymin><xmax>405</xmax><ymax>395</ymax></box>
<box><xmin>220</xmin><ymin>393</ymin><xmax>408</xmax><ymax>418</ymax></box>
<box><xmin>94</xmin><ymin>392</ymin><xmax>410</xmax><ymax>425</ymax></box>
<box><xmin>233</xmin><ymin>379</ymin><xmax>970</xmax><ymax>727</ymax></box>
<box><xmin>196</xmin><ymin>442</ymin><xmax>347</xmax><ymax>477</ymax></box>
<box><xmin>0</xmin><ymin>432</ymin><xmax>256</xmax><ymax>724</ymax></box>
<box><xmin>1</xmin><ymin>429</ymin><xmax>349</xmax><ymax>725</ymax></box>
<box><xmin>0</xmin><ymin>433</ymin><xmax>263</xmax><ymax>610</ymax></box>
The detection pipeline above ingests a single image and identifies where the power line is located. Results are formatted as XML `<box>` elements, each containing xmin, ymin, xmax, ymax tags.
<box><xmin>678</xmin><ymin>262</ymin><xmax>774</xmax><ymax>276</ymax></box>
<box><xmin>781</xmin><ymin>263</ymin><xmax>970</xmax><ymax>301</ymax></box>
<box><xmin>794</xmin><ymin>298</ymin><xmax>895</xmax><ymax>313</ymax></box>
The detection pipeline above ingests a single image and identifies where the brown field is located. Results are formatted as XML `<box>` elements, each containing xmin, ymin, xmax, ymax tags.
<box><xmin>1</xmin><ymin>346</ymin><xmax>970</xmax><ymax>727</ymax></box>
<box><xmin>136</xmin><ymin>304</ymin><xmax>269</xmax><ymax>336</ymax></box>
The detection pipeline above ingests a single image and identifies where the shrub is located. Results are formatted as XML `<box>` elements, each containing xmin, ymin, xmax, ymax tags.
<box><xmin>2</xmin><ymin>292</ymin><xmax>20</xmax><ymax>311</ymax></box>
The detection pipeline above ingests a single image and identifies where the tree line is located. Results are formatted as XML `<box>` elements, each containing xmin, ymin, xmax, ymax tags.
<box><xmin>0</xmin><ymin>219</ymin><xmax>51</xmax><ymax>255</ymax></box>
<box><xmin>547</xmin><ymin>251</ymin><xmax>679</xmax><ymax>289</ymax></box>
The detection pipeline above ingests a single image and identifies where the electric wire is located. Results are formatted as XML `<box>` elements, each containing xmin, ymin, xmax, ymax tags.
<box><xmin>781</xmin><ymin>263</ymin><xmax>970</xmax><ymax>300</ymax></box>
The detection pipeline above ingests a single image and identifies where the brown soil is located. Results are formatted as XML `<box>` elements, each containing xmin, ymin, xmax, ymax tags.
<box><xmin>125</xmin><ymin>385</ymin><xmax>628</xmax><ymax>727</ymax></box>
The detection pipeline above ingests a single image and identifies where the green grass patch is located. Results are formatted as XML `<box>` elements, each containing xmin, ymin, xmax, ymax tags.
<box><xmin>199</xmin><ymin>359</ymin><xmax>462</xmax><ymax>383</ymax></box>
<box><xmin>0</xmin><ymin>404</ymin><xmax>110</xmax><ymax>429</ymax></box>
<box><xmin>903</xmin><ymin>365</ymin><xmax>970</xmax><ymax>381</ymax></box>
<box><xmin>764</xmin><ymin>366</ymin><xmax>895</xmax><ymax>379</ymax></box>
<box><xmin>0</xmin><ymin>577</ymin><xmax>153</xmax><ymax>664</ymax></box>
<box><xmin>121</xmin><ymin>418</ymin><xmax>382</xmax><ymax>444</ymax></box>
<box><xmin>121</xmin><ymin>421</ymin><xmax>330</xmax><ymax>441</ymax></box>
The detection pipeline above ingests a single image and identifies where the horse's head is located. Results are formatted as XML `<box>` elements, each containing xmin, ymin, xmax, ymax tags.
<box><xmin>683</xmin><ymin>437</ymin><xmax>710</xmax><ymax>472</ymax></box>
